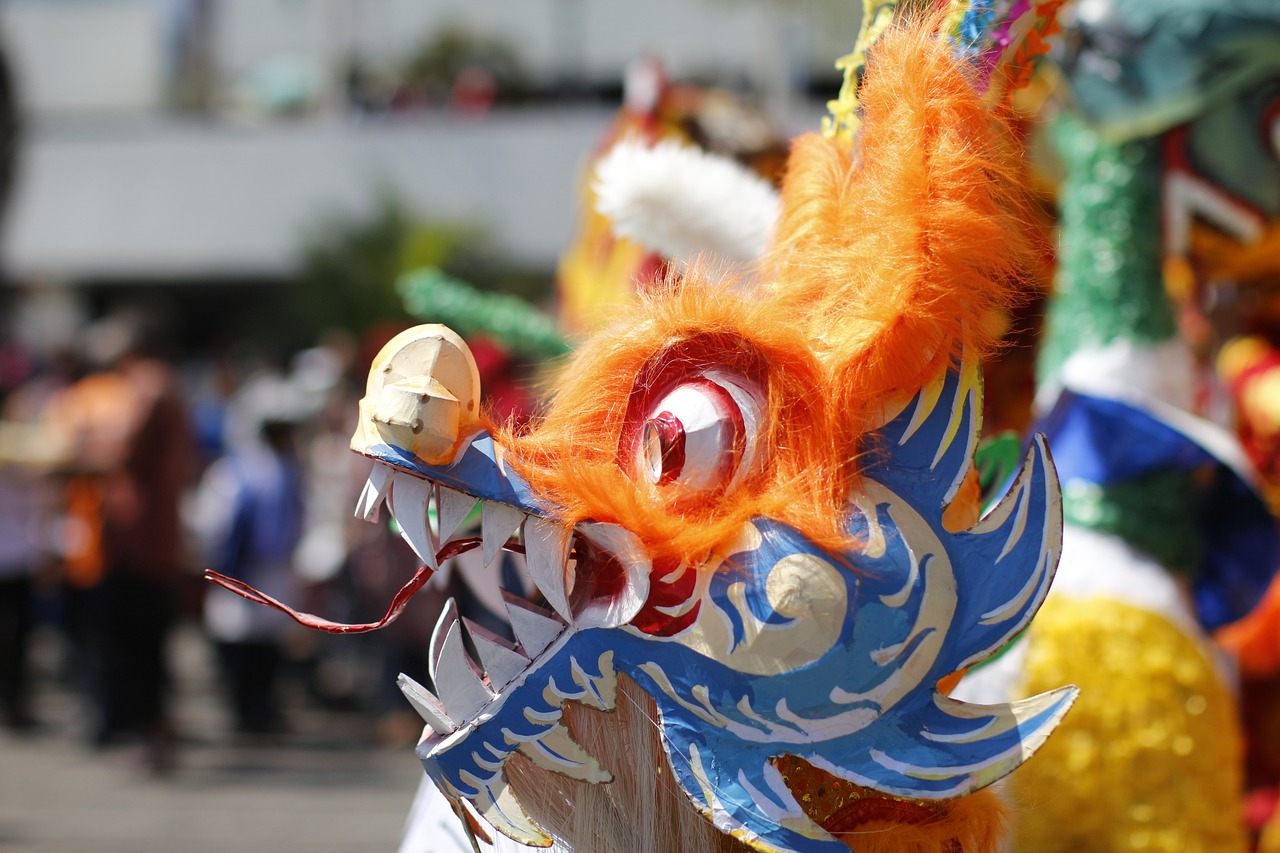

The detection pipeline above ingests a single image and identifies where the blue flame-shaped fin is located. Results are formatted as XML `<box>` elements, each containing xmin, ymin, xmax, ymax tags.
<box><xmin>950</xmin><ymin>433</ymin><xmax>1060</xmax><ymax>669</ymax></box>
<box><xmin>866</xmin><ymin>362</ymin><xmax>1064</xmax><ymax>672</ymax></box>
<box><xmin>867</xmin><ymin>361</ymin><xmax>983</xmax><ymax>526</ymax></box>
<box><xmin>801</xmin><ymin>686</ymin><xmax>1077</xmax><ymax>802</ymax></box>
<box><xmin>774</xmin><ymin>362</ymin><xmax>1076</xmax><ymax>799</ymax></box>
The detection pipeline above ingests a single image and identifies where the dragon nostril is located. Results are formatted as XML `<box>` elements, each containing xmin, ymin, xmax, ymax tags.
<box><xmin>410</xmin><ymin>418</ymin><xmax>424</xmax><ymax>435</ymax></box>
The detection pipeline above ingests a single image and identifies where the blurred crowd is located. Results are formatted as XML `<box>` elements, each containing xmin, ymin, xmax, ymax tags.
<box><xmin>0</xmin><ymin>306</ymin><xmax>468</xmax><ymax>772</ymax></box>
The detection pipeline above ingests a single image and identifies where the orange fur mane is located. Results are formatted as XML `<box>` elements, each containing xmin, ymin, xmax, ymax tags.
<box><xmin>497</xmin><ymin>275</ymin><xmax>851</xmax><ymax>566</ymax></box>
<box><xmin>498</xmin><ymin>18</ymin><xmax>1034</xmax><ymax>573</ymax></box>
<box><xmin>768</xmin><ymin>18</ymin><xmax>1034</xmax><ymax>428</ymax></box>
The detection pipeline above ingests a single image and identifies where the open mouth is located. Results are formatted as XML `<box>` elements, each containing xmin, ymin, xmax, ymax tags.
<box><xmin>348</xmin><ymin>458</ymin><xmax>652</xmax><ymax>734</ymax></box>
<box><xmin>206</xmin><ymin>449</ymin><xmax>635</xmax><ymax>846</ymax></box>
<box><xmin>356</xmin><ymin>458</ymin><xmax>653</xmax><ymax>626</ymax></box>
<box><xmin>207</xmin><ymin>425</ymin><xmax>661</xmax><ymax>698</ymax></box>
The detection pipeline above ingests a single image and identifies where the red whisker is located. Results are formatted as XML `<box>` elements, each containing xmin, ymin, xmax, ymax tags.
<box><xmin>205</xmin><ymin>564</ymin><xmax>437</xmax><ymax>634</ymax></box>
<box><xmin>202</xmin><ymin>535</ymin><xmax>529</xmax><ymax>634</ymax></box>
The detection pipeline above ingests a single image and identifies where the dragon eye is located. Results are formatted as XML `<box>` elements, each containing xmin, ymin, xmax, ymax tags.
<box><xmin>635</xmin><ymin>373</ymin><xmax>763</xmax><ymax>495</ymax></box>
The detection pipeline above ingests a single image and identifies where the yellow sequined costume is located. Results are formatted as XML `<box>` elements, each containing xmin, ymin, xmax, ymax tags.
<box><xmin>1007</xmin><ymin>597</ymin><xmax>1246</xmax><ymax>852</ymax></box>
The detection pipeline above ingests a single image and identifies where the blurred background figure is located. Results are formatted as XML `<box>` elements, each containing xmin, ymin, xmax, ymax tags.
<box><xmin>44</xmin><ymin>308</ymin><xmax>194</xmax><ymax>771</ymax></box>
<box><xmin>954</xmin><ymin>3</ymin><xmax>1280</xmax><ymax>851</ymax></box>
<box><xmin>194</xmin><ymin>372</ymin><xmax>312</xmax><ymax>737</ymax></box>
<box><xmin>0</xmin><ymin>383</ymin><xmax>55</xmax><ymax>732</ymax></box>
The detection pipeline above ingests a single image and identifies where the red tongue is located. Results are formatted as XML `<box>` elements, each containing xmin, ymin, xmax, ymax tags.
<box><xmin>202</xmin><ymin>535</ymin><xmax>492</xmax><ymax>634</ymax></box>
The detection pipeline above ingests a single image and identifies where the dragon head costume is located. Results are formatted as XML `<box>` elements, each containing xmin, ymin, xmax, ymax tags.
<box><xmin>212</xmin><ymin>5</ymin><xmax>1075</xmax><ymax>851</ymax></box>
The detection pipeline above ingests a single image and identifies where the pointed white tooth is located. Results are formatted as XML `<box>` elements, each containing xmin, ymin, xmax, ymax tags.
<box><xmin>429</xmin><ymin>598</ymin><xmax>461</xmax><ymax>687</ymax></box>
<box><xmin>523</xmin><ymin>516</ymin><xmax>574</xmax><ymax>622</ymax></box>
<box><xmin>437</xmin><ymin>486</ymin><xmax>479</xmax><ymax>543</ymax></box>
<box><xmin>502</xmin><ymin>590</ymin><xmax>565</xmax><ymax>659</ymax></box>
<box><xmin>433</xmin><ymin>620</ymin><xmax>494</xmax><ymax>721</ymax></box>
<box><xmin>391</xmin><ymin>471</ymin><xmax>438</xmax><ymax>569</ymax></box>
<box><xmin>480</xmin><ymin>501</ymin><xmax>525</xmax><ymax>566</ymax></box>
<box><xmin>355</xmin><ymin>462</ymin><xmax>393</xmax><ymax>522</ymax></box>
<box><xmin>469</xmin><ymin>776</ymin><xmax>552</xmax><ymax>847</ymax></box>
<box><xmin>355</xmin><ymin>479</ymin><xmax>378</xmax><ymax>522</ymax></box>
<box><xmin>463</xmin><ymin>618</ymin><xmax>531</xmax><ymax>692</ymax></box>
<box><xmin>453</xmin><ymin>795</ymin><xmax>500</xmax><ymax>851</ymax></box>
<box><xmin>577</xmin><ymin>521</ymin><xmax>649</xmax><ymax>565</ymax></box>
<box><xmin>397</xmin><ymin>673</ymin><xmax>455</xmax><ymax>735</ymax></box>
<box><xmin>518</xmin><ymin>723</ymin><xmax>612</xmax><ymax>784</ymax></box>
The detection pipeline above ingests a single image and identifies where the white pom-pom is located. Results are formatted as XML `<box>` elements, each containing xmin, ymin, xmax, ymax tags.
<box><xmin>592</xmin><ymin>138</ymin><xmax>780</xmax><ymax>264</ymax></box>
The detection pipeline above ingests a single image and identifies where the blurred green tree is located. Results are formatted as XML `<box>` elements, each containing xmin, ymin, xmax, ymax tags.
<box><xmin>280</xmin><ymin>193</ymin><xmax>550</xmax><ymax>350</ymax></box>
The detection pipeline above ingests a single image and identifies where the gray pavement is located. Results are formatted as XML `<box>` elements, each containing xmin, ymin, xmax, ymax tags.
<box><xmin>0</xmin><ymin>623</ymin><xmax>426</xmax><ymax>853</ymax></box>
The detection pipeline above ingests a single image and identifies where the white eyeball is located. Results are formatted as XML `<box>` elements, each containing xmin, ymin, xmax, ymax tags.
<box><xmin>635</xmin><ymin>372</ymin><xmax>763</xmax><ymax>497</ymax></box>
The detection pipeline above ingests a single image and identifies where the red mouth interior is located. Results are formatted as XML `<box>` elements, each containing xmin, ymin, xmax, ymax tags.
<box><xmin>567</xmin><ymin>536</ymin><xmax>632</xmax><ymax>619</ymax></box>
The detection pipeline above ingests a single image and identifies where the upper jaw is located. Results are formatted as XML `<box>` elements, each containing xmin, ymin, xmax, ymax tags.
<box><xmin>351</xmin><ymin>324</ymin><xmax>653</xmax><ymax>631</ymax></box>
<box><xmin>350</xmin><ymin>431</ymin><xmax>654</xmax><ymax>755</ymax></box>
<box><xmin>353</xmin><ymin>451</ymin><xmax>652</xmax><ymax>630</ymax></box>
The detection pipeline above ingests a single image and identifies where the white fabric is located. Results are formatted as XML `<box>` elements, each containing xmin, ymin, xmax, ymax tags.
<box><xmin>1049</xmin><ymin>522</ymin><xmax>1201</xmax><ymax>631</ymax></box>
<box><xmin>1046</xmin><ymin>337</ymin><xmax>1197</xmax><ymax>413</ymax></box>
